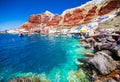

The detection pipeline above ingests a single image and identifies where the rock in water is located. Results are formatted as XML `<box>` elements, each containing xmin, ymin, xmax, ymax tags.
<box><xmin>67</xmin><ymin>69</ymin><xmax>90</xmax><ymax>82</ymax></box>
<box><xmin>9</xmin><ymin>77</ymin><xmax>32</xmax><ymax>82</ymax></box>
<box><xmin>89</xmin><ymin>52</ymin><xmax>116</xmax><ymax>75</ymax></box>
<box><xmin>84</xmin><ymin>52</ymin><xmax>94</xmax><ymax>57</ymax></box>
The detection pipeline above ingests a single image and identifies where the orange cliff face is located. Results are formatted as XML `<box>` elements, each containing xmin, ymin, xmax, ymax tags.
<box><xmin>21</xmin><ymin>0</ymin><xmax>120</xmax><ymax>30</ymax></box>
<box><xmin>98</xmin><ymin>0</ymin><xmax>120</xmax><ymax>16</ymax></box>
<box><xmin>20</xmin><ymin>22</ymin><xmax>41</xmax><ymax>30</ymax></box>
<box><xmin>84</xmin><ymin>6</ymin><xmax>98</xmax><ymax>22</ymax></box>
<box><xmin>47</xmin><ymin>15</ymin><xmax>62</xmax><ymax>26</ymax></box>
<box><xmin>21</xmin><ymin>12</ymin><xmax>62</xmax><ymax>29</ymax></box>
<box><xmin>63</xmin><ymin>9</ymin><xmax>87</xmax><ymax>26</ymax></box>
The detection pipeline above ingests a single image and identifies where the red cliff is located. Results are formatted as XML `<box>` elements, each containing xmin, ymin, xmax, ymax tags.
<box><xmin>84</xmin><ymin>6</ymin><xmax>97</xmax><ymax>22</ymax></box>
<box><xmin>21</xmin><ymin>0</ymin><xmax>120</xmax><ymax>30</ymax></box>
<box><xmin>47</xmin><ymin>14</ymin><xmax>62</xmax><ymax>26</ymax></box>
<box><xmin>98</xmin><ymin>0</ymin><xmax>120</xmax><ymax>16</ymax></box>
<box><xmin>63</xmin><ymin>9</ymin><xmax>87</xmax><ymax>26</ymax></box>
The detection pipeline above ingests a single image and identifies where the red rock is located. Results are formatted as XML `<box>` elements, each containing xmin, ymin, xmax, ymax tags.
<box><xmin>20</xmin><ymin>22</ymin><xmax>39</xmax><ymax>29</ymax></box>
<box><xmin>106</xmin><ymin>70</ymin><xmax>120</xmax><ymax>81</ymax></box>
<box><xmin>98</xmin><ymin>0</ymin><xmax>120</xmax><ymax>16</ymax></box>
<box><xmin>47</xmin><ymin>14</ymin><xmax>62</xmax><ymax>26</ymax></box>
<box><xmin>41</xmin><ymin>15</ymin><xmax>50</xmax><ymax>24</ymax></box>
<box><xmin>29</xmin><ymin>15</ymin><xmax>41</xmax><ymax>24</ymax></box>
<box><xmin>20</xmin><ymin>0</ymin><xmax>120</xmax><ymax>30</ymax></box>
<box><xmin>84</xmin><ymin>6</ymin><xmax>97</xmax><ymax>22</ymax></box>
<box><xmin>29</xmin><ymin>14</ymin><xmax>50</xmax><ymax>24</ymax></box>
<box><xmin>64</xmin><ymin>13</ymin><xmax>72</xmax><ymax>22</ymax></box>
<box><xmin>63</xmin><ymin>9</ymin><xmax>87</xmax><ymax>26</ymax></box>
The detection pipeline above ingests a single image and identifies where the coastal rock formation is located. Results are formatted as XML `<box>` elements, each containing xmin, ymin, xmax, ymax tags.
<box><xmin>89</xmin><ymin>51</ymin><xmax>116</xmax><ymax>75</ymax></box>
<box><xmin>67</xmin><ymin>69</ymin><xmax>90</xmax><ymax>82</ymax></box>
<box><xmin>63</xmin><ymin>9</ymin><xmax>87</xmax><ymax>26</ymax></box>
<box><xmin>98</xmin><ymin>0</ymin><xmax>120</xmax><ymax>16</ymax></box>
<box><xmin>84</xmin><ymin>6</ymin><xmax>97</xmax><ymax>22</ymax></box>
<box><xmin>21</xmin><ymin>11</ymin><xmax>55</xmax><ymax>29</ymax></box>
<box><xmin>78</xmin><ymin>34</ymin><xmax>120</xmax><ymax>82</ymax></box>
<box><xmin>9</xmin><ymin>77</ymin><xmax>32</xmax><ymax>82</ymax></box>
<box><xmin>21</xmin><ymin>22</ymin><xmax>39</xmax><ymax>29</ymax></box>
<box><xmin>47</xmin><ymin>14</ymin><xmax>62</xmax><ymax>26</ymax></box>
<box><xmin>20</xmin><ymin>0</ymin><xmax>120</xmax><ymax>31</ymax></box>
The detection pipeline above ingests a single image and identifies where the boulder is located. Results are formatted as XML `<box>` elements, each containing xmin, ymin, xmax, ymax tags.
<box><xmin>112</xmin><ymin>45</ymin><xmax>120</xmax><ymax>60</ymax></box>
<box><xmin>84</xmin><ymin>52</ymin><xmax>95</xmax><ymax>57</ymax></box>
<box><xmin>96</xmin><ymin>37</ymin><xmax>107</xmax><ymax>43</ymax></box>
<box><xmin>102</xmin><ymin>42</ymin><xmax>117</xmax><ymax>50</ymax></box>
<box><xmin>94</xmin><ymin>42</ymin><xmax>117</xmax><ymax>52</ymax></box>
<box><xmin>77</xmin><ymin>57</ymin><xmax>91</xmax><ymax>64</ymax></box>
<box><xmin>117</xmin><ymin>37</ymin><xmax>120</xmax><ymax>44</ymax></box>
<box><xmin>86</xmin><ymin>38</ymin><xmax>96</xmax><ymax>43</ymax></box>
<box><xmin>101</xmin><ymin>50</ymin><xmax>112</xmax><ymax>56</ymax></box>
<box><xmin>106</xmin><ymin>78</ymin><xmax>118</xmax><ymax>82</ymax></box>
<box><xmin>89</xmin><ymin>52</ymin><xmax>116</xmax><ymax>75</ymax></box>
<box><xmin>106</xmin><ymin>36</ymin><xmax>116</xmax><ymax>42</ymax></box>
<box><xmin>94</xmin><ymin>43</ymin><xmax>103</xmax><ymax>52</ymax></box>
<box><xmin>84</xmin><ymin>43</ymin><xmax>92</xmax><ymax>49</ymax></box>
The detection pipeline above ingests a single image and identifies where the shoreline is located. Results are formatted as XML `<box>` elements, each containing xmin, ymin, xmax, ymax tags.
<box><xmin>2</xmin><ymin>32</ymin><xmax>120</xmax><ymax>82</ymax></box>
<box><xmin>77</xmin><ymin>33</ymin><xmax>120</xmax><ymax>82</ymax></box>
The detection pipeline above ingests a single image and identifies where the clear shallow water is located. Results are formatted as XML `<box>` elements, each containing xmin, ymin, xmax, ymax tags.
<box><xmin>0</xmin><ymin>34</ymin><xmax>86</xmax><ymax>82</ymax></box>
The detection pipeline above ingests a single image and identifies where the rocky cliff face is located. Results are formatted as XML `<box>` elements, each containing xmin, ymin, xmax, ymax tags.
<box><xmin>47</xmin><ymin>15</ymin><xmax>62</xmax><ymax>26</ymax></box>
<box><xmin>63</xmin><ymin>9</ymin><xmax>87</xmax><ymax>26</ymax></box>
<box><xmin>98</xmin><ymin>0</ymin><xmax>120</xmax><ymax>16</ymax></box>
<box><xmin>21</xmin><ymin>0</ymin><xmax>120</xmax><ymax>30</ymax></box>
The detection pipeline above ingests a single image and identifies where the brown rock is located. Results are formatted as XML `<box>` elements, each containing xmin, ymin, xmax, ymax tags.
<box><xmin>29</xmin><ymin>15</ymin><xmax>41</xmax><ymax>24</ymax></box>
<box><xmin>89</xmin><ymin>51</ymin><xmax>117</xmax><ymax>75</ymax></box>
<box><xmin>84</xmin><ymin>52</ymin><xmax>94</xmax><ymax>57</ymax></box>
<box><xmin>84</xmin><ymin>6</ymin><xmax>97</xmax><ymax>22</ymax></box>
<box><xmin>9</xmin><ymin>77</ymin><xmax>32</xmax><ymax>82</ymax></box>
<box><xmin>47</xmin><ymin>14</ymin><xmax>62</xmax><ymax>26</ymax></box>
<box><xmin>63</xmin><ymin>9</ymin><xmax>87</xmax><ymax>25</ymax></box>
<box><xmin>101</xmin><ymin>50</ymin><xmax>112</xmax><ymax>56</ymax></box>
<box><xmin>98</xmin><ymin>0</ymin><xmax>120</xmax><ymax>16</ymax></box>
<box><xmin>20</xmin><ymin>22</ymin><xmax>39</xmax><ymax>29</ymax></box>
<box><xmin>20</xmin><ymin>0</ymin><xmax>120</xmax><ymax>30</ymax></box>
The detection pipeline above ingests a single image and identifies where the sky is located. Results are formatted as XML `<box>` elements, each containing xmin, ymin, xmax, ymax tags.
<box><xmin>0</xmin><ymin>0</ymin><xmax>90</xmax><ymax>31</ymax></box>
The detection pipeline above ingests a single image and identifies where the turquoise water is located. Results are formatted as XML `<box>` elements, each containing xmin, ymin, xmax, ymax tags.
<box><xmin>0</xmin><ymin>34</ymin><xmax>86</xmax><ymax>82</ymax></box>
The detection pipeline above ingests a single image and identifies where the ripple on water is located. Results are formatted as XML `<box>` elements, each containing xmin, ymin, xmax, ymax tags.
<box><xmin>0</xmin><ymin>34</ymin><xmax>86</xmax><ymax>82</ymax></box>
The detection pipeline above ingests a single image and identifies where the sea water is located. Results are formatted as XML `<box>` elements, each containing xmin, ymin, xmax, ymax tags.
<box><xmin>0</xmin><ymin>34</ymin><xmax>86</xmax><ymax>82</ymax></box>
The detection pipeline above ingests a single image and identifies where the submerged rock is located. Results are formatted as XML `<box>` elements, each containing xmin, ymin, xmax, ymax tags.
<box><xmin>9</xmin><ymin>73</ymin><xmax>50</xmax><ymax>82</ymax></box>
<box><xmin>88</xmin><ymin>52</ymin><xmax>116</xmax><ymax>75</ymax></box>
<box><xmin>9</xmin><ymin>77</ymin><xmax>32</xmax><ymax>82</ymax></box>
<box><xmin>67</xmin><ymin>69</ymin><xmax>90</xmax><ymax>82</ymax></box>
